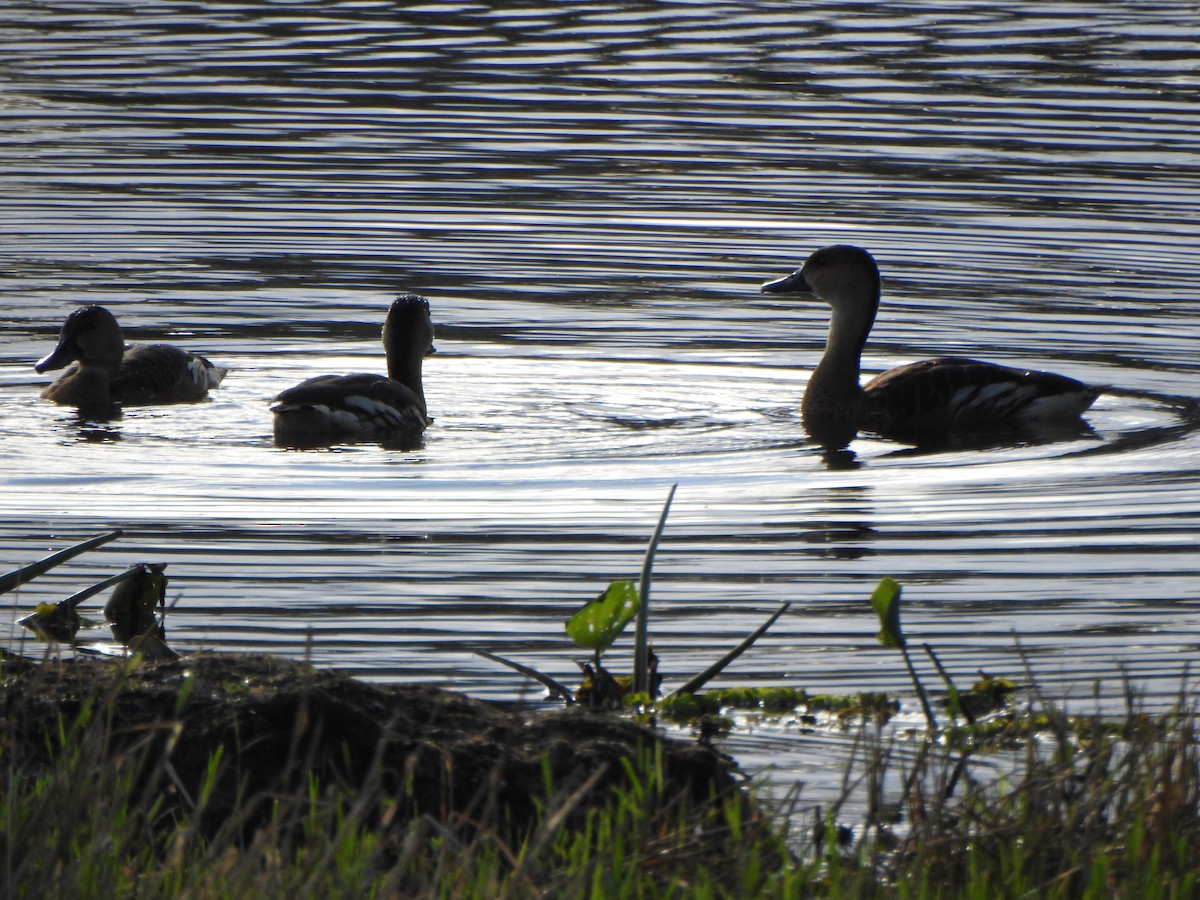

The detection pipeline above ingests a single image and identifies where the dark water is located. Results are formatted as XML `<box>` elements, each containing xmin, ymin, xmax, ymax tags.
<box><xmin>2</xmin><ymin>2</ymin><xmax>1199</xmax><ymax>805</ymax></box>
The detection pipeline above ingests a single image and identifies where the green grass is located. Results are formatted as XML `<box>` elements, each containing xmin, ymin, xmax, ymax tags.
<box><xmin>2</xmin><ymin>661</ymin><xmax>1198</xmax><ymax>898</ymax></box>
<box><xmin>825</xmin><ymin>690</ymin><xmax>1200</xmax><ymax>898</ymax></box>
<box><xmin>0</xmin><ymin>670</ymin><xmax>793</xmax><ymax>899</ymax></box>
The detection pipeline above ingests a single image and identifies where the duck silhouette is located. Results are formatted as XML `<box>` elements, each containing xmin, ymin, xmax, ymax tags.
<box><xmin>36</xmin><ymin>305</ymin><xmax>226</xmax><ymax>409</ymax></box>
<box><xmin>271</xmin><ymin>294</ymin><xmax>435</xmax><ymax>446</ymax></box>
<box><xmin>762</xmin><ymin>245</ymin><xmax>1099</xmax><ymax>447</ymax></box>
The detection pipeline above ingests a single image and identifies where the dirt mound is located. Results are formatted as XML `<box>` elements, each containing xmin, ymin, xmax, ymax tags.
<box><xmin>0</xmin><ymin>651</ymin><xmax>739</xmax><ymax>839</ymax></box>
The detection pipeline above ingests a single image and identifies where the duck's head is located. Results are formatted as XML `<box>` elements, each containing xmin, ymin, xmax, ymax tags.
<box><xmin>35</xmin><ymin>305</ymin><xmax>125</xmax><ymax>373</ymax></box>
<box><xmin>383</xmin><ymin>293</ymin><xmax>436</xmax><ymax>360</ymax></box>
<box><xmin>761</xmin><ymin>244</ymin><xmax>881</xmax><ymax>314</ymax></box>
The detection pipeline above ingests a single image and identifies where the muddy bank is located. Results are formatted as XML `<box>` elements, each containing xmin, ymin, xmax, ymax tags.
<box><xmin>0</xmin><ymin>651</ymin><xmax>740</xmax><ymax>839</ymax></box>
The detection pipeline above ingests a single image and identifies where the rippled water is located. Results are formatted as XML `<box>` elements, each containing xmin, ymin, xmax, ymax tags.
<box><xmin>2</xmin><ymin>1</ymin><xmax>1199</xmax><ymax>807</ymax></box>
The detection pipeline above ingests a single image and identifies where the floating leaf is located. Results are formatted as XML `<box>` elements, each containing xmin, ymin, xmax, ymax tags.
<box><xmin>870</xmin><ymin>576</ymin><xmax>905</xmax><ymax>648</ymax></box>
<box><xmin>566</xmin><ymin>580</ymin><xmax>640</xmax><ymax>653</ymax></box>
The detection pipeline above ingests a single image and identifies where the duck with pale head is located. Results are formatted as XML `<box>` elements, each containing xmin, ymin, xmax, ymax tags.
<box><xmin>761</xmin><ymin>245</ymin><xmax>1099</xmax><ymax>449</ymax></box>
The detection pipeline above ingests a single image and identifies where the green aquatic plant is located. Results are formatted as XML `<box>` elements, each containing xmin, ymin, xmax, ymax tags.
<box><xmin>18</xmin><ymin>564</ymin><xmax>144</xmax><ymax>645</ymax></box>
<box><xmin>704</xmin><ymin>686</ymin><xmax>809</xmax><ymax>713</ymax></box>
<box><xmin>8</xmin><ymin>532</ymin><xmax>176</xmax><ymax>658</ymax></box>
<box><xmin>869</xmin><ymin>576</ymin><xmax>938</xmax><ymax>733</ymax></box>
<box><xmin>565</xmin><ymin>580</ymin><xmax>640</xmax><ymax>666</ymax></box>
<box><xmin>564</xmin><ymin>581</ymin><xmax>644</xmax><ymax>706</ymax></box>
<box><xmin>481</xmin><ymin>486</ymin><xmax>790</xmax><ymax>710</ymax></box>
<box><xmin>632</xmin><ymin>482</ymin><xmax>675</xmax><ymax>695</ymax></box>
<box><xmin>102</xmin><ymin>563</ymin><xmax>176</xmax><ymax>660</ymax></box>
<box><xmin>956</xmin><ymin>672</ymin><xmax>1016</xmax><ymax>720</ymax></box>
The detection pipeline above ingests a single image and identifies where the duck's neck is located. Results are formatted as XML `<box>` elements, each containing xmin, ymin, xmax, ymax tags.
<box><xmin>45</xmin><ymin>360</ymin><xmax>116</xmax><ymax>408</ymax></box>
<box><xmin>805</xmin><ymin>304</ymin><xmax>870</xmax><ymax>409</ymax></box>
<box><xmin>387</xmin><ymin>351</ymin><xmax>426</xmax><ymax>413</ymax></box>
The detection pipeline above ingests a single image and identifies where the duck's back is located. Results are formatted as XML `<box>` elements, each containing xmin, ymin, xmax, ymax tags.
<box><xmin>864</xmin><ymin>356</ymin><xmax>1099</xmax><ymax>432</ymax></box>
<box><xmin>113</xmin><ymin>343</ymin><xmax>228</xmax><ymax>405</ymax></box>
<box><xmin>271</xmin><ymin>372</ymin><xmax>429</xmax><ymax>440</ymax></box>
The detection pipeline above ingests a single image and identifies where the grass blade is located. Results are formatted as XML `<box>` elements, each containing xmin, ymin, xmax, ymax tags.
<box><xmin>923</xmin><ymin>642</ymin><xmax>973</xmax><ymax>725</ymax></box>
<box><xmin>667</xmin><ymin>602</ymin><xmax>791</xmax><ymax>699</ymax></box>
<box><xmin>900</xmin><ymin>644</ymin><xmax>938</xmax><ymax>734</ymax></box>
<box><xmin>633</xmin><ymin>484</ymin><xmax>677</xmax><ymax>697</ymax></box>
<box><xmin>0</xmin><ymin>530</ymin><xmax>123</xmax><ymax>595</ymax></box>
<box><xmin>475</xmin><ymin>650</ymin><xmax>576</xmax><ymax>704</ymax></box>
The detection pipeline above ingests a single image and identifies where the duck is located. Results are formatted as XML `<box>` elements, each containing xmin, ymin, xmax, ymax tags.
<box><xmin>761</xmin><ymin>244</ymin><xmax>1099</xmax><ymax>447</ymax></box>
<box><xmin>270</xmin><ymin>293</ymin><xmax>435</xmax><ymax>445</ymax></box>
<box><xmin>36</xmin><ymin>305</ymin><xmax>227</xmax><ymax>408</ymax></box>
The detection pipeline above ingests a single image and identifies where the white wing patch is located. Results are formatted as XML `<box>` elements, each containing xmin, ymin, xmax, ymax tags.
<box><xmin>343</xmin><ymin>395</ymin><xmax>425</xmax><ymax>430</ymax></box>
<box><xmin>187</xmin><ymin>356</ymin><xmax>227</xmax><ymax>389</ymax></box>
<box><xmin>948</xmin><ymin>382</ymin><xmax>1038</xmax><ymax>421</ymax></box>
<box><xmin>1019</xmin><ymin>390</ymin><xmax>1096</xmax><ymax>421</ymax></box>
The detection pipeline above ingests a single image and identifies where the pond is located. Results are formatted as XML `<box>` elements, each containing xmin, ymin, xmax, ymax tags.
<box><xmin>2</xmin><ymin>1</ymin><xmax>1199</xmax><ymax>809</ymax></box>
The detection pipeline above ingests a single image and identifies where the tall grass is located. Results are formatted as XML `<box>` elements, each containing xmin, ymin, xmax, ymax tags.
<box><xmin>3</xmin><ymin>656</ymin><xmax>1197</xmax><ymax>898</ymax></box>
<box><xmin>0</xmin><ymin>660</ymin><xmax>793</xmax><ymax>899</ymax></box>
<box><xmin>812</xmin><ymin>685</ymin><xmax>1200</xmax><ymax>898</ymax></box>
<box><xmin>920</xmin><ymin>700</ymin><xmax>1198</xmax><ymax>896</ymax></box>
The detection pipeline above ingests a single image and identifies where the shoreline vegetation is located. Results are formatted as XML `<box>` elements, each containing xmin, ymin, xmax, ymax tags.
<box><xmin>3</xmin><ymin>527</ymin><xmax>1198</xmax><ymax>896</ymax></box>
<box><xmin>2</xmin><ymin>650</ymin><xmax>1198</xmax><ymax>897</ymax></box>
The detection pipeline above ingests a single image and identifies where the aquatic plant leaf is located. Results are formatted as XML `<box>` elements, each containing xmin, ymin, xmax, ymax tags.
<box><xmin>634</xmin><ymin>483</ymin><xmax>677</xmax><ymax>696</ymax></box>
<box><xmin>870</xmin><ymin>577</ymin><xmax>906</xmax><ymax>648</ymax></box>
<box><xmin>16</xmin><ymin>563</ymin><xmax>146</xmax><ymax>645</ymax></box>
<box><xmin>60</xmin><ymin>565</ymin><xmax>144</xmax><ymax>611</ymax></box>
<box><xmin>566</xmin><ymin>580</ymin><xmax>640</xmax><ymax>653</ymax></box>
<box><xmin>17</xmin><ymin>600</ymin><xmax>83</xmax><ymax>643</ymax></box>
<box><xmin>104</xmin><ymin>564</ymin><xmax>168</xmax><ymax>645</ymax></box>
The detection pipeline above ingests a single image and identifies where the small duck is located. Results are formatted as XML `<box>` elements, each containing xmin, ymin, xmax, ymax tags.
<box><xmin>36</xmin><ymin>305</ymin><xmax>227</xmax><ymax>408</ymax></box>
<box><xmin>271</xmin><ymin>293</ymin><xmax>435</xmax><ymax>445</ymax></box>
<box><xmin>761</xmin><ymin>245</ymin><xmax>1099</xmax><ymax>447</ymax></box>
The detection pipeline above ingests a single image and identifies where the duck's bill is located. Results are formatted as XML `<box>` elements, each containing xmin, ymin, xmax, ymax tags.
<box><xmin>760</xmin><ymin>269</ymin><xmax>812</xmax><ymax>294</ymax></box>
<box><xmin>35</xmin><ymin>340</ymin><xmax>78</xmax><ymax>373</ymax></box>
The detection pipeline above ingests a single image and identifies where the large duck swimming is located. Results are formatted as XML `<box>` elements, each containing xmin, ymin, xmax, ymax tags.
<box><xmin>270</xmin><ymin>293</ymin><xmax>435</xmax><ymax>446</ymax></box>
<box><xmin>761</xmin><ymin>245</ymin><xmax>1099</xmax><ymax>447</ymax></box>
<box><xmin>36</xmin><ymin>305</ymin><xmax>227</xmax><ymax>409</ymax></box>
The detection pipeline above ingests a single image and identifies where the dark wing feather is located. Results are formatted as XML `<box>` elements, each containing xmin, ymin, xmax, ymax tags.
<box><xmin>113</xmin><ymin>343</ymin><xmax>224</xmax><ymax>404</ymax></box>
<box><xmin>865</xmin><ymin>357</ymin><xmax>1096</xmax><ymax>430</ymax></box>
